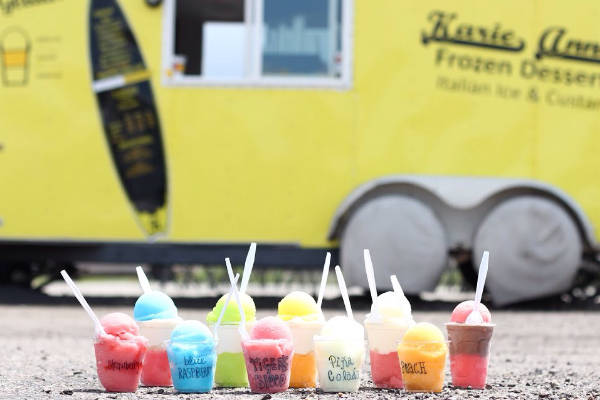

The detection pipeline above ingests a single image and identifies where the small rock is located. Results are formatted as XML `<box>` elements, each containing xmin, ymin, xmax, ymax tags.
<box><xmin>60</xmin><ymin>390</ymin><xmax>73</xmax><ymax>395</ymax></box>
<box><xmin>157</xmin><ymin>388</ymin><xmax>165</xmax><ymax>394</ymax></box>
<box><xmin>535</xmin><ymin>368</ymin><xmax>544</xmax><ymax>375</ymax></box>
<box><xmin>72</xmin><ymin>371</ymin><xmax>82</xmax><ymax>375</ymax></box>
<box><xmin>550</xmin><ymin>381</ymin><xmax>560</xmax><ymax>389</ymax></box>
<box><xmin>262</xmin><ymin>395</ymin><xmax>272</xmax><ymax>400</ymax></box>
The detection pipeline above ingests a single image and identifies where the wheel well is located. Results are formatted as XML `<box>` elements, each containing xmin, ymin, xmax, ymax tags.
<box><xmin>328</xmin><ymin>182</ymin><xmax>446</xmax><ymax>241</ymax></box>
<box><xmin>329</xmin><ymin>178</ymin><xmax>596</xmax><ymax>251</ymax></box>
<box><xmin>475</xmin><ymin>187</ymin><xmax>594</xmax><ymax>250</ymax></box>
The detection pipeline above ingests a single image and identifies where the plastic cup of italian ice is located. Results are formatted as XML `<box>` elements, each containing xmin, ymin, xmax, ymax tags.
<box><xmin>364</xmin><ymin>290</ymin><xmax>414</xmax><ymax>388</ymax></box>
<box><xmin>241</xmin><ymin>316</ymin><xmax>294</xmax><ymax>393</ymax></box>
<box><xmin>447</xmin><ymin>252</ymin><xmax>495</xmax><ymax>389</ymax></box>
<box><xmin>93</xmin><ymin>313</ymin><xmax>148</xmax><ymax>392</ymax></box>
<box><xmin>397</xmin><ymin>323</ymin><xmax>448</xmax><ymax>393</ymax></box>
<box><xmin>447</xmin><ymin>298</ymin><xmax>494</xmax><ymax>389</ymax></box>
<box><xmin>446</xmin><ymin>322</ymin><xmax>494</xmax><ymax>389</ymax></box>
<box><xmin>278</xmin><ymin>291</ymin><xmax>325</xmax><ymax>388</ymax></box>
<box><xmin>314</xmin><ymin>316</ymin><xmax>365</xmax><ymax>393</ymax></box>
<box><xmin>166</xmin><ymin>321</ymin><xmax>217</xmax><ymax>393</ymax></box>
<box><xmin>207</xmin><ymin>246</ymin><xmax>257</xmax><ymax>388</ymax></box>
<box><xmin>134</xmin><ymin>267</ymin><xmax>182</xmax><ymax>386</ymax></box>
<box><xmin>206</xmin><ymin>292</ymin><xmax>256</xmax><ymax>387</ymax></box>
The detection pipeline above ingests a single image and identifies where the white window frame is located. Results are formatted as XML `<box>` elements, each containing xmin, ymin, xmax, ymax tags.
<box><xmin>161</xmin><ymin>0</ymin><xmax>353</xmax><ymax>89</ymax></box>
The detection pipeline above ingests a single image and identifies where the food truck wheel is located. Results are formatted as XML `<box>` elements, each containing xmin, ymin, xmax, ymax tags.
<box><xmin>473</xmin><ymin>196</ymin><xmax>582</xmax><ymax>306</ymax></box>
<box><xmin>339</xmin><ymin>195</ymin><xmax>448</xmax><ymax>294</ymax></box>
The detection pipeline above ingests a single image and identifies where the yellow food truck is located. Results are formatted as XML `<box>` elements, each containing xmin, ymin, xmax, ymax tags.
<box><xmin>1</xmin><ymin>0</ymin><xmax>599</xmax><ymax>304</ymax></box>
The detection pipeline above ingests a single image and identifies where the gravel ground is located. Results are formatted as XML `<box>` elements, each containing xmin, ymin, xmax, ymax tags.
<box><xmin>0</xmin><ymin>305</ymin><xmax>599</xmax><ymax>400</ymax></box>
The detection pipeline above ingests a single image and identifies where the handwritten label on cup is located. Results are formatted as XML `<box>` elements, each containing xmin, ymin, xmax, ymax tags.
<box><xmin>177</xmin><ymin>353</ymin><xmax>213</xmax><ymax>380</ymax></box>
<box><xmin>248</xmin><ymin>355</ymin><xmax>290</xmax><ymax>390</ymax></box>
<box><xmin>327</xmin><ymin>355</ymin><xmax>359</xmax><ymax>382</ymax></box>
<box><xmin>401</xmin><ymin>361</ymin><xmax>428</xmax><ymax>375</ymax></box>
<box><xmin>105</xmin><ymin>360</ymin><xmax>142</xmax><ymax>371</ymax></box>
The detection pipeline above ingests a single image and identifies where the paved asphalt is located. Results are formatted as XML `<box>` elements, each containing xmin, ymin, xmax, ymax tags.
<box><xmin>1</xmin><ymin>305</ymin><xmax>599</xmax><ymax>400</ymax></box>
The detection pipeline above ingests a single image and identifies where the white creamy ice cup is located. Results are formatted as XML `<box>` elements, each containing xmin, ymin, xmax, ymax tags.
<box><xmin>314</xmin><ymin>337</ymin><xmax>365</xmax><ymax>392</ymax></box>
<box><xmin>313</xmin><ymin>316</ymin><xmax>365</xmax><ymax>392</ymax></box>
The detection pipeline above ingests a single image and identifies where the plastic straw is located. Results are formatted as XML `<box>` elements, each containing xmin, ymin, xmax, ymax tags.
<box><xmin>390</xmin><ymin>274</ymin><xmax>405</xmax><ymax>297</ymax></box>
<box><xmin>213</xmin><ymin>273</ymin><xmax>240</xmax><ymax>341</ymax></box>
<box><xmin>363</xmin><ymin>249</ymin><xmax>379</xmax><ymax>310</ymax></box>
<box><xmin>60</xmin><ymin>270</ymin><xmax>105</xmax><ymax>336</ymax></box>
<box><xmin>466</xmin><ymin>251</ymin><xmax>490</xmax><ymax>324</ymax></box>
<box><xmin>316</xmin><ymin>252</ymin><xmax>331</xmax><ymax>310</ymax></box>
<box><xmin>226</xmin><ymin>258</ymin><xmax>249</xmax><ymax>340</ymax></box>
<box><xmin>136</xmin><ymin>266</ymin><xmax>152</xmax><ymax>294</ymax></box>
<box><xmin>240</xmin><ymin>242</ymin><xmax>256</xmax><ymax>294</ymax></box>
<box><xmin>334</xmin><ymin>265</ymin><xmax>353</xmax><ymax>320</ymax></box>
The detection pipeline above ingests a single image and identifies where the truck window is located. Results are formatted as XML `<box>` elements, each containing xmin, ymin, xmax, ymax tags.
<box><xmin>163</xmin><ymin>0</ymin><xmax>352</xmax><ymax>88</ymax></box>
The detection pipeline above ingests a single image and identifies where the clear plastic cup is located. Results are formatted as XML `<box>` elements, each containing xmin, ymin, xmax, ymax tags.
<box><xmin>241</xmin><ymin>338</ymin><xmax>294</xmax><ymax>393</ymax></box>
<box><xmin>397</xmin><ymin>340</ymin><xmax>448</xmax><ymax>392</ymax></box>
<box><xmin>446</xmin><ymin>323</ymin><xmax>494</xmax><ymax>389</ymax></box>
<box><xmin>94</xmin><ymin>336</ymin><xmax>147</xmax><ymax>392</ymax></box>
<box><xmin>313</xmin><ymin>337</ymin><xmax>365</xmax><ymax>392</ymax></box>
<box><xmin>138</xmin><ymin>319</ymin><xmax>180</xmax><ymax>386</ymax></box>
<box><xmin>286</xmin><ymin>319</ymin><xmax>323</xmax><ymax>388</ymax></box>
<box><xmin>210</xmin><ymin>323</ymin><xmax>251</xmax><ymax>387</ymax></box>
<box><xmin>365</xmin><ymin>321</ymin><xmax>412</xmax><ymax>388</ymax></box>
<box><xmin>165</xmin><ymin>339</ymin><xmax>217</xmax><ymax>393</ymax></box>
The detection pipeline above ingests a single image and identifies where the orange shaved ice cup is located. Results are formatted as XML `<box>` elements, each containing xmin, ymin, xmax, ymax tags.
<box><xmin>398</xmin><ymin>340</ymin><xmax>447</xmax><ymax>392</ymax></box>
<box><xmin>286</xmin><ymin>319</ymin><xmax>323</xmax><ymax>388</ymax></box>
<box><xmin>290</xmin><ymin>352</ymin><xmax>317</xmax><ymax>387</ymax></box>
<box><xmin>397</xmin><ymin>323</ymin><xmax>448</xmax><ymax>393</ymax></box>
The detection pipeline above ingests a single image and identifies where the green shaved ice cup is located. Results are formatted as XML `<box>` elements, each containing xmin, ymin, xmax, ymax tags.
<box><xmin>207</xmin><ymin>293</ymin><xmax>256</xmax><ymax>324</ymax></box>
<box><xmin>214</xmin><ymin>352</ymin><xmax>248</xmax><ymax>387</ymax></box>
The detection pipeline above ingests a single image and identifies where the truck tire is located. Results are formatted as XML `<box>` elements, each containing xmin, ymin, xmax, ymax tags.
<box><xmin>340</xmin><ymin>195</ymin><xmax>448</xmax><ymax>294</ymax></box>
<box><xmin>473</xmin><ymin>196</ymin><xmax>582</xmax><ymax>306</ymax></box>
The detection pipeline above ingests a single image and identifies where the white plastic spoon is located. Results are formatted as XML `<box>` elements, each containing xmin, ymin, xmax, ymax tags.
<box><xmin>364</xmin><ymin>249</ymin><xmax>381</xmax><ymax>319</ymax></box>
<box><xmin>316</xmin><ymin>252</ymin><xmax>331</xmax><ymax>310</ymax></box>
<box><xmin>136</xmin><ymin>266</ymin><xmax>152</xmax><ymax>294</ymax></box>
<box><xmin>61</xmin><ymin>270</ymin><xmax>105</xmax><ymax>336</ymax></box>
<box><xmin>335</xmin><ymin>265</ymin><xmax>353</xmax><ymax>320</ymax></box>
<box><xmin>465</xmin><ymin>251</ymin><xmax>490</xmax><ymax>324</ymax></box>
<box><xmin>240</xmin><ymin>242</ymin><xmax>256</xmax><ymax>294</ymax></box>
<box><xmin>226</xmin><ymin>257</ymin><xmax>250</xmax><ymax>340</ymax></box>
<box><xmin>213</xmin><ymin>273</ymin><xmax>240</xmax><ymax>341</ymax></box>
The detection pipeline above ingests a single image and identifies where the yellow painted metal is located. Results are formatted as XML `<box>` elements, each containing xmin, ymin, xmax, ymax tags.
<box><xmin>1</xmin><ymin>0</ymin><xmax>599</xmax><ymax>246</ymax></box>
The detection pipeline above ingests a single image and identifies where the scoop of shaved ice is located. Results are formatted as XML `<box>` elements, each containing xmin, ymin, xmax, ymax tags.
<box><xmin>450</xmin><ymin>300</ymin><xmax>491</xmax><ymax>323</ymax></box>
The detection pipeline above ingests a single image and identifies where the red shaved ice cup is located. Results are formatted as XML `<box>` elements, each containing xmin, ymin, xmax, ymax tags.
<box><xmin>365</xmin><ymin>324</ymin><xmax>409</xmax><ymax>388</ymax></box>
<box><xmin>446</xmin><ymin>323</ymin><xmax>494</xmax><ymax>389</ymax></box>
<box><xmin>94</xmin><ymin>334</ymin><xmax>147</xmax><ymax>392</ymax></box>
<box><xmin>242</xmin><ymin>338</ymin><xmax>294</xmax><ymax>393</ymax></box>
<box><xmin>447</xmin><ymin>252</ymin><xmax>494</xmax><ymax>389</ymax></box>
<box><xmin>61</xmin><ymin>270</ymin><xmax>147</xmax><ymax>392</ymax></box>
